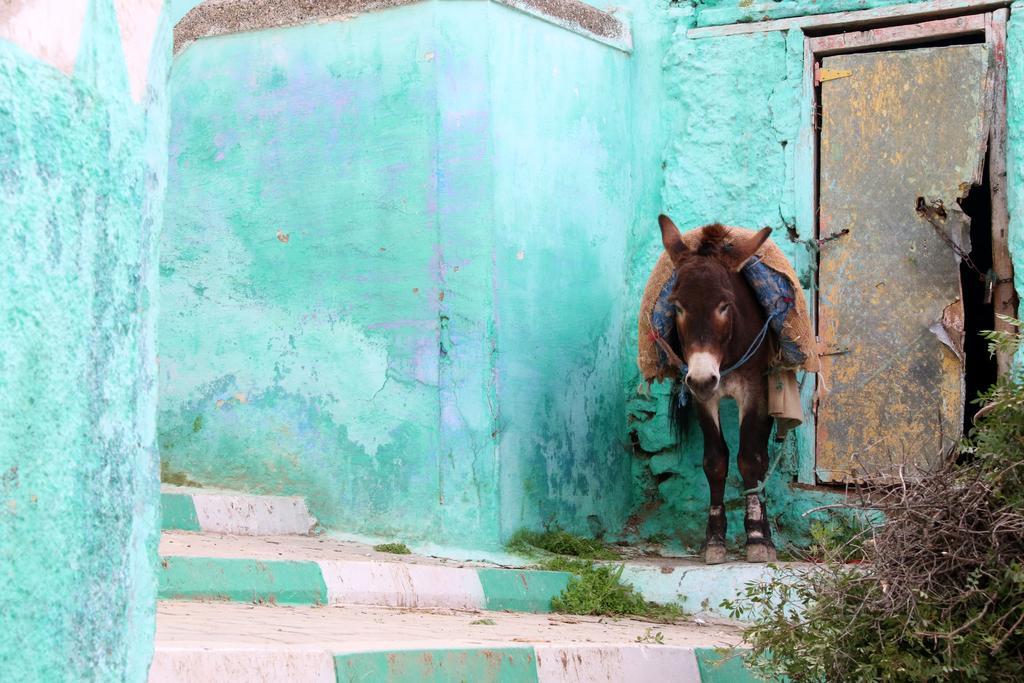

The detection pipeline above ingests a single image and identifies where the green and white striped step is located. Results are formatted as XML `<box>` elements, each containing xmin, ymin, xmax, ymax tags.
<box><xmin>159</xmin><ymin>532</ymin><xmax>570</xmax><ymax>612</ymax></box>
<box><xmin>161</xmin><ymin>485</ymin><xmax>317</xmax><ymax>535</ymax></box>
<box><xmin>159</xmin><ymin>530</ymin><xmax>794</xmax><ymax>618</ymax></box>
<box><xmin>159</xmin><ymin>486</ymin><xmax>800</xmax><ymax>618</ymax></box>
<box><xmin>151</xmin><ymin>601</ymin><xmax>758</xmax><ymax>682</ymax></box>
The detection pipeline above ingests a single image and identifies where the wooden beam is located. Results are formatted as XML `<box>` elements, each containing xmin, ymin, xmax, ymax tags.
<box><xmin>986</xmin><ymin>8</ymin><xmax>1017</xmax><ymax>376</ymax></box>
<box><xmin>807</xmin><ymin>13</ymin><xmax>985</xmax><ymax>56</ymax></box>
<box><xmin>687</xmin><ymin>0</ymin><xmax>1009</xmax><ymax>40</ymax></box>
<box><xmin>799</xmin><ymin>36</ymin><xmax>820</xmax><ymax>486</ymax></box>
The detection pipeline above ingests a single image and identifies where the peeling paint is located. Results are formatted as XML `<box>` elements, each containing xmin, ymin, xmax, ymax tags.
<box><xmin>161</xmin><ymin>2</ymin><xmax>634</xmax><ymax>549</ymax></box>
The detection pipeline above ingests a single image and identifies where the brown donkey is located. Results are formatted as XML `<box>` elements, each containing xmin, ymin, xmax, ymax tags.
<box><xmin>658</xmin><ymin>215</ymin><xmax>777</xmax><ymax>564</ymax></box>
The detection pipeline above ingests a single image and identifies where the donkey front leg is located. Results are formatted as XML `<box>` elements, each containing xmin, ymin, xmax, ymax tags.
<box><xmin>696</xmin><ymin>400</ymin><xmax>729</xmax><ymax>565</ymax></box>
<box><xmin>738</xmin><ymin>405</ymin><xmax>776</xmax><ymax>563</ymax></box>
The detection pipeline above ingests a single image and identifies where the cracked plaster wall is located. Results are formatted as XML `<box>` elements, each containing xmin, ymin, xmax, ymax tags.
<box><xmin>159</xmin><ymin>1</ymin><xmax>636</xmax><ymax>549</ymax></box>
<box><xmin>490</xmin><ymin>3</ymin><xmax>634</xmax><ymax>540</ymax></box>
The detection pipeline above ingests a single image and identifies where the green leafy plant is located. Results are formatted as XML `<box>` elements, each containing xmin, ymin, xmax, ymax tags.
<box><xmin>805</xmin><ymin>511</ymin><xmax>872</xmax><ymax>562</ymax></box>
<box><xmin>543</xmin><ymin>557</ymin><xmax>684</xmax><ymax>622</ymax></box>
<box><xmin>636</xmin><ymin>628</ymin><xmax>665</xmax><ymax>644</ymax></box>
<box><xmin>373</xmin><ymin>542</ymin><xmax>411</xmax><ymax>555</ymax></box>
<box><xmin>726</xmin><ymin>320</ymin><xmax>1024</xmax><ymax>682</ymax></box>
<box><xmin>506</xmin><ymin>527</ymin><xmax>618</xmax><ymax>560</ymax></box>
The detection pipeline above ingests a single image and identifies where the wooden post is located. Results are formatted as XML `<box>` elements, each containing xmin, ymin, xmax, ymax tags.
<box><xmin>987</xmin><ymin>9</ymin><xmax>1017</xmax><ymax>376</ymax></box>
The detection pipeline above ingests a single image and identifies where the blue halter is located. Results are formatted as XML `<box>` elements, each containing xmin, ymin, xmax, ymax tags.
<box><xmin>673</xmin><ymin>311</ymin><xmax>780</xmax><ymax>407</ymax></box>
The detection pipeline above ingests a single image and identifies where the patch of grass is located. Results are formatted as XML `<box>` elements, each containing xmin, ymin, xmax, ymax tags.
<box><xmin>542</xmin><ymin>557</ymin><xmax>684</xmax><ymax>622</ymax></box>
<box><xmin>506</xmin><ymin>528</ymin><xmax>618</xmax><ymax>560</ymax></box>
<box><xmin>470</xmin><ymin>619</ymin><xmax>496</xmax><ymax>626</ymax></box>
<box><xmin>373</xmin><ymin>542</ymin><xmax>411</xmax><ymax>555</ymax></box>
<box><xmin>160</xmin><ymin>461</ymin><xmax>202</xmax><ymax>488</ymax></box>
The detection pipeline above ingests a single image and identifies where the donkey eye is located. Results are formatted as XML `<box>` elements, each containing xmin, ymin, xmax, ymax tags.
<box><xmin>717</xmin><ymin>303</ymin><xmax>730</xmax><ymax>315</ymax></box>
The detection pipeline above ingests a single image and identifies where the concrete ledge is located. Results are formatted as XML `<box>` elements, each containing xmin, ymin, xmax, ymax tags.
<box><xmin>477</xmin><ymin>568</ymin><xmax>571</xmax><ymax>613</ymax></box>
<box><xmin>161</xmin><ymin>493</ymin><xmax>201</xmax><ymax>532</ymax></box>
<box><xmin>696</xmin><ymin>647</ymin><xmax>758</xmax><ymax>683</ymax></box>
<box><xmin>621</xmin><ymin>561</ymin><xmax>789</xmax><ymax>618</ymax></box>
<box><xmin>535</xmin><ymin>645</ymin><xmax>703</xmax><ymax>682</ymax></box>
<box><xmin>319</xmin><ymin>559</ymin><xmax>487</xmax><ymax>610</ymax></box>
<box><xmin>335</xmin><ymin>647</ymin><xmax>539</xmax><ymax>681</ymax></box>
<box><xmin>494</xmin><ymin>0</ymin><xmax>631</xmax><ymax>51</ymax></box>
<box><xmin>157</xmin><ymin>526</ymin><xmax>806</xmax><ymax>617</ymax></box>
<box><xmin>150</xmin><ymin>648</ymin><xmax>336</xmax><ymax>682</ymax></box>
<box><xmin>173</xmin><ymin>0</ymin><xmax>631</xmax><ymax>55</ymax></box>
<box><xmin>160</xmin><ymin>486</ymin><xmax>317</xmax><ymax>535</ymax></box>
<box><xmin>691</xmin><ymin>0</ymin><xmax>1011</xmax><ymax>34</ymax></box>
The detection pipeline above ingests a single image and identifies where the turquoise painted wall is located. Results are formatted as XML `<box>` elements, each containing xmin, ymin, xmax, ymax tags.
<box><xmin>162</xmin><ymin>6</ymin><xmax>452</xmax><ymax>542</ymax></box>
<box><xmin>0</xmin><ymin>1</ymin><xmax>170</xmax><ymax>679</ymax></box>
<box><xmin>487</xmin><ymin>6</ymin><xmax>633</xmax><ymax>538</ymax></box>
<box><xmin>160</xmin><ymin>2</ymin><xmax>637</xmax><ymax>549</ymax></box>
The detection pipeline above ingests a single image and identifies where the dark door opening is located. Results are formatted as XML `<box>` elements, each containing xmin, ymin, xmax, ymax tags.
<box><xmin>959</xmin><ymin>156</ymin><xmax>998</xmax><ymax>431</ymax></box>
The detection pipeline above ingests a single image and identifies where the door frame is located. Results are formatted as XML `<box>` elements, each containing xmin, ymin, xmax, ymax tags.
<box><xmin>793</xmin><ymin>6</ymin><xmax>1013</xmax><ymax>484</ymax></box>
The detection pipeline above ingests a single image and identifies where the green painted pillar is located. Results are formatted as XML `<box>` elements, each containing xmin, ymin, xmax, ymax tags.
<box><xmin>0</xmin><ymin>1</ymin><xmax>170</xmax><ymax>679</ymax></box>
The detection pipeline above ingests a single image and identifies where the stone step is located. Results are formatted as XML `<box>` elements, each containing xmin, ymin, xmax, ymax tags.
<box><xmin>158</xmin><ymin>530</ymin><xmax>801</xmax><ymax>618</ymax></box>
<box><xmin>159</xmin><ymin>531</ymin><xmax>571</xmax><ymax>613</ymax></box>
<box><xmin>161</xmin><ymin>485</ymin><xmax>317</xmax><ymax>536</ymax></box>
<box><xmin>151</xmin><ymin>601</ymin><xmax>756</xmax><ymax>683</ymax></box>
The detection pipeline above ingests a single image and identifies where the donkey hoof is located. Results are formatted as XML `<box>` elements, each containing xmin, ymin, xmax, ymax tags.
<box><xmin>746</xmin><ymin>543</ymin><xmax>777</xmax><ymax>563</ymax></box>
<box><xmin>704</xmin><ymin>544</ymin><xmax>727</xmax><ymax>565</ymax></box>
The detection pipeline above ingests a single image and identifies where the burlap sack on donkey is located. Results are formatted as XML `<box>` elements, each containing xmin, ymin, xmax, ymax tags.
<box><xmin>637</xmin><ymin>225</ymin><xmax>819</xmax><ymax>384</ymax></box>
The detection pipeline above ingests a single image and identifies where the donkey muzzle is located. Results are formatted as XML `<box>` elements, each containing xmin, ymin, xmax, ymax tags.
<box><xmin>685</xmin><ymin>351</ymin><xmax>721</xmax><ymax>398</ymax></box>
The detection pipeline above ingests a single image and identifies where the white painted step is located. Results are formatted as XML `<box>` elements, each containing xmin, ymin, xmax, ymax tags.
<box><xmin>151</xmin><ymin>601</ymin><xmax>744</xmax><ymax>682</ymax></box>
<box><xmin>163</xmin><ymin>485</ymin><xmax>317</xmax><ymax>535</ymax></box>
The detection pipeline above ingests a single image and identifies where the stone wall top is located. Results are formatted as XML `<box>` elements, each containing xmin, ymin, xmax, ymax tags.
<box><xmin>174</xmin><ymin>0</ymin><xmax>632</xmax><ymax>54</ymax></box>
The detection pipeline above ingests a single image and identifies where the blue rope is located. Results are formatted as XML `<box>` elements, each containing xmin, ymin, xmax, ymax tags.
<box><xmin>720</xmin><ymin>311</ymin><xmax>780</xmax><ymax>378</ymax></box>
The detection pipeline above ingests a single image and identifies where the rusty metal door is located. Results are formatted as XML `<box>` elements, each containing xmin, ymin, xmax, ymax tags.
<box><xmin>816</xmin><ymin>45</ymin><xmax>991</xmax><ymax>483</ymax></box>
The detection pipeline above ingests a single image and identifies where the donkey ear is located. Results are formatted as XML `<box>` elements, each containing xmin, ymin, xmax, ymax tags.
<box><xmin>727</xmin><ymin>227</ymin><xmax>771</xmax><ymax>271</ymax></box>
<box><xmin>659</xmin><ymin>214</ymin><xmax>689</xmax><ymax>266</ymax></box>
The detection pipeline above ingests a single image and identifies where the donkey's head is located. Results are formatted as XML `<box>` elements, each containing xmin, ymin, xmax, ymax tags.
<box><xmin>658</xmin><ymin>214</ymin><xmax>771</xmax><ymax>399</ymax></box>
